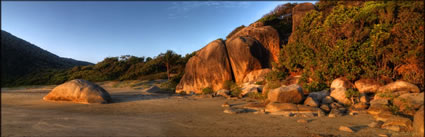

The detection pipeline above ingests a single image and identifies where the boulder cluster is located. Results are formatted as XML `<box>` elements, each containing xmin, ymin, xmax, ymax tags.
<box><xmin>176</xmin><ymin>21</ymin><xmax>280</xmax><ymax>94</ymax></box>
<box><xmin>175</xmin><ymin>2</ymin><xmax>423</xmax><ymax>136</ymax></box>
<box><xmin>215</xmin><ymin>78</ymin><xmax>424</xmax><ymax>136</ymax></box>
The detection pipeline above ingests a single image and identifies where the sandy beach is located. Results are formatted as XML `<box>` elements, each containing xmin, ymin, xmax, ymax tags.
<box><xmin>1</xmin><ymin>86</ymin><xmax>414</xmax><ymax>137</ymax></box>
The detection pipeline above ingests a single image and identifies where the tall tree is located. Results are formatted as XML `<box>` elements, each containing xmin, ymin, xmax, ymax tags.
<box><xmin>159</xmin><ymin>50</ymin><xmax>181</xmax><ymax>80</ymax></box>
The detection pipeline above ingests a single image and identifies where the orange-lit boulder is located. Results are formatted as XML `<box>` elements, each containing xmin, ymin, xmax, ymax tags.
<box><xmin>43</xmin><ymin>79</ymin><xmax>112</xmax><ymax>104</ymax></box>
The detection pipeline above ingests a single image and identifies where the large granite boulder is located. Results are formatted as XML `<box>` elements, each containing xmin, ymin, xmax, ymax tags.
<box><xmin>43</xmin><ymin>79</ymin><xmax>112</xmax><ymax>104</ymax></box>
<box><xmin>176</xmin><ymin>40</ymin><xmax>233</xmax><ymax>94</ymax></box>
<box><xmin>354</xmin><ymin>79</ymin><xmax>382</xmax><ymax>93</ymax></box>
<box><xmin>267</xmin><ymin>84</ymin><xmax>304</xmax><ymax>104</ymax></box>
<box><xmin>414</xmin><ymin>106</ymin><xmax>424</xmax><ymax>136</ymax></box>
<box><xmin>226</xmin><ymin>36</ymin><xmax>269</xmax><ymax>83</ymax></box>
<box><xmin>229</xmin><ymin>24</ymin><xmax>280</xmax><ymax>63</ymax></box>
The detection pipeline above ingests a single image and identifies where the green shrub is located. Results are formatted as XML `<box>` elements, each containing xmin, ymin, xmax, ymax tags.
<box><xmin>178</xmin><ymin>91</ymin><xmax>187</xmax><ymax>96</ymax></box>
<box><xmin>223</xmin><ymin>80</ymin><xmax>242</xmax><ymax>97</ymax></box>
<box><xmin>226</xmin><ymin>25</ymin><xmax>245</xmax><ymax>39</ymax></box>
<box><xmin>279</xmin><ymin>1</ymin><xmax>424</xmax><ymax>89</ymax></box>
<box><xmin>202</xmin><ymin>87</ymin><xmax>214</xmax><ymax>95</ymax></box>
<box><xmin>302</xmin><ymin>81</ymin><xmax>328</xmax><ymax>93</ymax></box>
<box><xmin>246</xmin><ymin>92</ymin><xmax>267</xmax><ymax>102</ymax></box>
<box><xmin>345</xmin><ymin>88</ymin><xmax>361</xmax><ymax>104</ymax></box>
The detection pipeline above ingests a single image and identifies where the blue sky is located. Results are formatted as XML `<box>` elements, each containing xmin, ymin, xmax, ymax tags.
<box><xmin>2</xmin><ymin>1</ymin><xmax>315</xmax><ymax>63</ymax></box>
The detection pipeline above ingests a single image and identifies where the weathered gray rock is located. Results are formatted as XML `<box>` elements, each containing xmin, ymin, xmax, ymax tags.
<box><xmin>393</xmin><ymin>92</ymin><xmax>424</xmax><ymax>116</ymax></box>
<box><xmin>215</xmin><ymin>89</ymin><xmax>231</xmax><ymax>98</ymax></box>
<box><xmin>240</xmin><ymin>83</ymin><xmax>262</xmax><ymax>97</ymax></box>
<box><xmin>370</xmin><ymin>99</ymin><xmax>389</xmax><ymax>106</ymax></box>
<box><xmin>330</xmin><ymin>78</ymin><xmax>354</xmax><ymax>106</ymax></box>
<box><xmin>43</xmin><ymin>79</ymin><xmax>112</xmax><ymax>104</ymax></box>
<box><xmin>378</xmin><ymin>80</ymin><xmax>420</xmax><ymax>93</ymax></box>
<box><xmin>242</xmin><ymin>68</ymin><xmax>271</xmax><ymax>83</ymax></box>
<box><xmin>368</xmin><ymin>104</ymin><xmax>391</xmax><ymax>116</ymax></box>
<box><xmin>321</xmin><ymin>96</ymin><xmax>334</xmax><ymax>104</ymax></box>
<box><xmin>267</xmin><ymin>84</ymin><xmax>304</xmax><ymax>104</ymax></box>
<box><xmin>304</xmin><ymin>96</ymin><xmax>319</xmax><ymax>107</ymax></box>
<box><xmin>144</xmin><ymin>86</ymin><xmax>161</xmax><ymax>93</ymax></box>
<box><xmin>328</xmin><ymin>109</ymin><xmax>344</xmax><ymax>118</ymax></box>
<box><xmin>308</xmin><ymin>89</ymin><xmax>330</xmax><ymax>104</ymax></box>
<box><xmin>355</xmin><ymin>79</ymin><xmax>382</xmax><ymax>93</ymax></box>
<box><xmin>381</xmin><ymin>116</ymin><xmax>413</xmax><ymax>132</ymax></box>
<box><xmin>331</xmin><ymin>77</ymin><xmax>354</xmax><ymax>89</ymax></box>
<box><xmin>368</xmin><ymin>121</ymin><xmax>384</xmax><ymax>128</ymax></box>
<box><xmin>320</xmin><ymin>104</ymin><xmax>331</xmax><ymax>113</ymax></box>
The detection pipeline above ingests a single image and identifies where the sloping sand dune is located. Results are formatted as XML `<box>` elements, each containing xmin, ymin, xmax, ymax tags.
<box><xmin>1</xmin><ymin>87</ymin><xmax>413</xmax><ymax>137</ymax></box>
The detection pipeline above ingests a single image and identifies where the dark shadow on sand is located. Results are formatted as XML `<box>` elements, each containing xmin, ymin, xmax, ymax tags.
<box><xmin>109</xmin><ymin>91</ymin><xmax>174</xmax><ymax>104</ymax></box>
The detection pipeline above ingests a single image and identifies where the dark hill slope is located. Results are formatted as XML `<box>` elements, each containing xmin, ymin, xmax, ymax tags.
<box><xmin>1</xmin><ymin>30</ymin><xmax>92</xmax><ymax>86</ymax></box>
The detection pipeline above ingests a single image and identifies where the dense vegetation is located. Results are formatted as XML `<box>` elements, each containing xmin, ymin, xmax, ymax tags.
<box><xmin>275</xmin><ymin>1</ymin><xmax>424</xmax><ymax>91</ymax></box>
<box><xmin>7</xmin><ymin>50</ymin><xmax>196</xmax><ymax>87</ymax></box>
<box><xmin>257</xmin><ymin>3</ymin><xmax>297</xmax><ymax>45</ymax></box>
<box><xmin>1</xmin><ymin>30</ymin><xmax>92</xmax><ymax>86</ymax></box>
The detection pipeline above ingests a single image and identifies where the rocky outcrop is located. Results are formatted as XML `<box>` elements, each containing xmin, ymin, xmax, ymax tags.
<box><xmin>291</xmin><ymin>3</ymin><xmax>316</xmax><ymax>32</ymax></box>
<box><xmin>229</xmin><ymin>24</ymin><xmax>280</xmax><ymax>63</ymax></box>
<box><xmin>177</xmin><ymin>23</ymin><xmax>281</xmax><ymax>93</ymax></box>
<box><xmin>226</xmin><ymin>36</ymin><xmax>269</xmax><ymax>83</ymax></box>
<box><xmin>176</xmin><ymin>40</ymin><xmax>233</xmax><ymax>94</ymax></box>
<box><xmin>43</xmin><ymin>79</ymin><xmax>112</xmax><ymax>104</ymax></box>
<box><xmin>267</xmin><ymin>84</ymin><xmax>304</xmax><ymax>104</ymax></box>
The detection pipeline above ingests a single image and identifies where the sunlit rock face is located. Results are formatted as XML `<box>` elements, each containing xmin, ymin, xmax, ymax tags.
<box><xmin>176</xmin><ymin>40</ymin><xmax>233</xmax><ymax>94</ymax></box>
<box><xmin>43</xmin><ymin>79</ymin><xmax>112</xmax><ymax>104</ymax></box>
<box><xmin>225</xmin><ymin>36</ymin><xmax>269</xmax><ymax>84</ymax></box>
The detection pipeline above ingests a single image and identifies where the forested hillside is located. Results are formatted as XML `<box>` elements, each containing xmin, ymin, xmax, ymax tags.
<box><xmin>1</xmin><ymin>30</ymin><xmax>92</xmax><ymax>86</ymax></box>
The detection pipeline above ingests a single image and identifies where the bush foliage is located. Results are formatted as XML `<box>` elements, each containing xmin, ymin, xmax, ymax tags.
<box><xmin>278</xmin><ymin>1</ymin><xmax>424</xmax><ymax>89</ymax></box>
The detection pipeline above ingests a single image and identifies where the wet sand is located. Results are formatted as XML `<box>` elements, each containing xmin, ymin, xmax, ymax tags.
<box><xmin>1</xmin><ymin>87</ymin><xmax>413</xmax><ymax>137</ymax></box>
